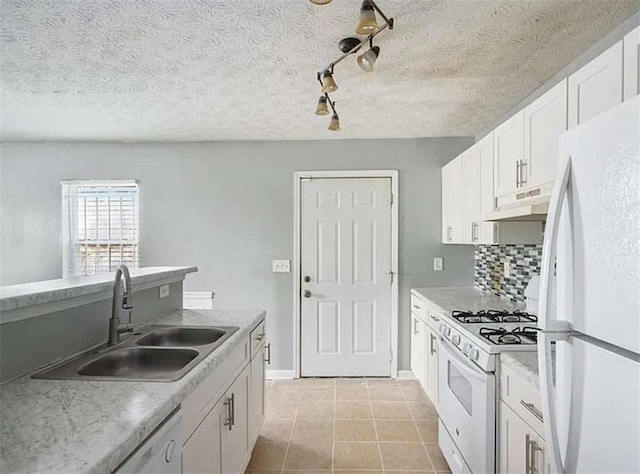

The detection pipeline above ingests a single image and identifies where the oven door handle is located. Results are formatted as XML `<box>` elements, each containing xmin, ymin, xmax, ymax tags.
<box><xmin>439</xmin><ymin>337</ymin><xmax>487</xmax><ymax>381</ymax></box>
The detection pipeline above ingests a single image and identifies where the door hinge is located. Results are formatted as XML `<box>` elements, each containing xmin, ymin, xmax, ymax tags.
<box><xmin>390</xmin><ymin>193</ymin><xmax>394</xmax><ymax>206</ymax></box>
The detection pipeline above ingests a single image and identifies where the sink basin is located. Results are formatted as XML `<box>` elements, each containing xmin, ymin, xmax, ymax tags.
<box><xmin>77</xmin><ymin>347</ymin><xmax>199</xmax><ymax>379</ymax></box>
<box><xmin>136</xmin><ymin>327</ymin><xmax>226</xmax><ymax>347</ymax></box>
<box><xmin>32</xmin><ymin>324</ymin><xmax>239</xmax><ymax>382</ymax></box>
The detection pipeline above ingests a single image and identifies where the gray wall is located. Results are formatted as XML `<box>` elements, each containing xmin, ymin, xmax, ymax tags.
<box><xmin>0</xmin><ymin>282</ymin><xmax>182</xmax><ymax>382</ymax></box>
<box><xmin>0</xmin><ymin>138</ymin><xmax>475</xmax><ymax>371</ymax></box>
<box><xmin>477</xmin><ymin>11</ymin><xmax>640</xmax><ymax>140</ymax></box>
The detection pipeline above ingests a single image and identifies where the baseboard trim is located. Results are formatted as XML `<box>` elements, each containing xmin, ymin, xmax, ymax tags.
<box><xmin>397</xmin><ymin>370</ymin><xmax>416</xmax><ymax>379</ymax></box>
<box><xmin>266</xmin><ymin>370</ymin><xmax>295</xmax><ymax>380</ymax></box>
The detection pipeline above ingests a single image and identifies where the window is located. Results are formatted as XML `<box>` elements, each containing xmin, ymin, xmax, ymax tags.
<box><xmin>62</xmin><ymin>180</ymin><xmax>139</xmax><ymax>277</ymax></box>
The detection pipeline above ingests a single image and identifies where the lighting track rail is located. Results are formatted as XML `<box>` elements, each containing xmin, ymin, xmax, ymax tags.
<box><xmin>310</xmin><ymin>0</ymin><xmax>395</xmax><ymax>131</ymax></box>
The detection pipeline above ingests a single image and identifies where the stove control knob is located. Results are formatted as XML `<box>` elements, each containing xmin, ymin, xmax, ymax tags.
<box><xmin>452</xmin><ymin>334</ymin><xmax>461</xmax><ymax>345</ymax></box>
<box><xmin>462</xmin><ymin>343</ymin><xmax>471</xmax><ymax>355</ymax></box>
<box><xmin>469</xmin><ymin>348</ymin><xmax>480</xmax><ymax>361</ymax></box>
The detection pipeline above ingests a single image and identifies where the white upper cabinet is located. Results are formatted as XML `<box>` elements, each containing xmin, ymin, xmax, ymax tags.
<box><xmin>476</xmin><ymin>133</ymin><xmax>498</xmax><ymax>244</ymax></box>
<box><xmin>523</xmin><ymin>80</ymin><xmax>568</xmax><ymax>189</ymax></box>
<box><xmin>442</xmin><ymin>155</ymin><xmax>464</xmax><ymax>244</ymax></box>
<box><xmin>568</xmin><ymin>41</ymin><xmax>623</xmax><ymax>128</ymax></box>
<box><xmin>493</xmin><ymin>110</ymin><xmax>524</xmax><ymax>198</ymax></box>
<box><xmin>462</xmin><ymin>145</ymin><xmax>479</xmax><ymax>244</ymax></box>
<box><xmin>623</xmin><ymin>25</ymin><xmax>640</xmax><ymax>101</ymax></box>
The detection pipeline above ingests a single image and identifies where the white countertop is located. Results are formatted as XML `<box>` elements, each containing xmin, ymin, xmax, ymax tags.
<box><xmin>0</xmin><ymin>266</ymin><xmax>198</xmax><ymax>319</ymax></box>
<box><xmin>500</xmin><ymin>351</ymin><xmax>540</xmax><ymax>387</ymax></box>
<box><xmin>0</xmin><ymin>308</ymin><xmax>265</xmax><ymax>474</ymax></box>
<box><xmin>411</xmin><ymin>286</ymin><xmax>525</xmax><ymax>315</ymax></box>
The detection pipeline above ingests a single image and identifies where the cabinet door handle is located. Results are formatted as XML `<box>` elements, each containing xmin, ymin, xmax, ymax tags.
<box><xmin>412</xmin><ymin>304</ymin><xmax>420</xmax><ymax>309</ymax></box>
<box><xmin>521</xmin><ymin>160</ymin><xmax>528</xmax><ymax>186</ymax></box>
<box><xmin>223</xmin><ymin>395</ymin><xmax>233</xmax><ymax>430</ymax></box>
<box><xmin>265</xmin><ymin>343</ymin><xmax>271</xmax><ymax>365</ymax></box>
<box><xmin>430</xmin><ymin>333</ymin><xmax>437</xmax><ymax>355</ymax></box>
<box><xmin>525</xmin><ymin>434</ymin><xmax>532</xmax><ymax>474</ymax></box>
<box><xmin>516</xmin><ymin>160</ymin><xmax>521</xmax><ymax>188</ymax></box>
<box><xmin>447</xmin><ymin>226</ymin><xmax>452</xmax><ymax>242</ymax></box>
<box><xmin>520</xmin><ymin>400</ymin><xmax>544</xmax><ymax>422</ymax></box>
<box><xmin>530</xmin><ymin>439</ymin><xmax>543</xmax><ymax>474</ymax></box>
<box><xmin>230</xmin><ymin>392</ymin><xmax>236</xmax><ymax>428</ymax></box>
<box><xmin>430</xmin><ymin>314</ymin><xmax>439</xmax><ymax>323</ymax></box>
<box><xmin>413</xmin><ymin>318</ymin><xmax>419</xmax><ymax>335</ymax></box>
<box><xmin>256</xmin><ymin>333</ymin><xmax>265</xmax><ymax>341</ymax></box>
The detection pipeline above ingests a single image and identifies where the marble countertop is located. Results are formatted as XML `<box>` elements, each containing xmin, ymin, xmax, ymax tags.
<box><xmin>411</xmin><ymin>286</ymin><xmax>525</xmax><ymax>315</ymax></box>
<box><xmin>0</xmin><ymin>308</ymin><xmax>265</xmax><ymax>474</ymax></box>
<box><xmin>0</xmin><ymin>266</ymin><xmax>198</xmax><ymax>314</ymax></box>
<box><xmin>500</xmin><ymin>351</ymin><xmax>540</xmax><ymax>388</ymax></box>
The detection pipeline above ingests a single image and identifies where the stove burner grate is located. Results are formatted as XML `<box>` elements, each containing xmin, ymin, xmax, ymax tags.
<box><xmin>479</xmin><ymin>326</ymin><xmax>538</xmax><ymax>345</ymax></box>
<box><xmin>451</xmin><ymin>309</ymin><xmax>537</xmax><ymax>324</ymax></box>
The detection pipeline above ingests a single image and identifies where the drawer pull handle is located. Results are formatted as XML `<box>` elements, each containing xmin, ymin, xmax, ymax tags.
<box><xmin>265</xmin><ymin>343</ymin><xmax>271</xmax><ymax>365</ymax></box>
<box><xmin>520</xmin><ymin>400</ymin><xmax>544</xmax><ymax>422</ymax></box>
<box><xmin>412</xmin><ymin>304</ymin><xmax>420</xmax><ymax>309</ymax></box>
<box><xmin>256</xmin><ymin>333</ymin><xmax>265</xmax><ymax>341</ymax></box>
<box><xmin>430</xmin><ymin>315</ymin><xmax>439</xmax><ymax>322</ymax></box>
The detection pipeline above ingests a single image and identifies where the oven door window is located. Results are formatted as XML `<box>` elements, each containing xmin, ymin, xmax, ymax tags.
<box><xmin>448</xmin><ymin>361</ymin><xmax>473</xmax><ymax>415</ymax></box>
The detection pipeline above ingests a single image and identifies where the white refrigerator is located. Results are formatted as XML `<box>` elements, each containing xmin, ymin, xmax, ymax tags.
<box><xmin>537</xmin><ymin>96</ymin><xmax>640</xmax><ymax>474</ymax></box>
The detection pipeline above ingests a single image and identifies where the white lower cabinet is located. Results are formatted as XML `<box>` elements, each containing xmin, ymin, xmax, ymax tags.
<box><xmin>183</xmin><ymin>401</ymin><xmax>224</xmax><ymax>474</ymax></box>
<box><xmin>410</xmin><ymin>312</ymin><xmax>426</xmax><ymax>388</ymax></box>
<box><xmin>248</xmin><ymin>344</ymin><xmax>266</xmax><ymax>446</ymax></box>
<box><xmin>182</xmin><ymin>321</ymin><xmax>266</xmax><ymax>474</ymax></box>
<box><xmin>410</xmin><ymin>294</ymin><xmax>439</xmax><ymax>407</ymax></box>
<box><xmin>498</xmin><ymin>363</ymin><xmax>549</xmax><ymax>474</ymax></box>
<box><xmin>499</xmin><ymin>402</ymin><xmax>547</xmax><ymax>474</ymax></box>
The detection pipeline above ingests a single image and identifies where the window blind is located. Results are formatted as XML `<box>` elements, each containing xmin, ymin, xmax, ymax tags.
<box><xmin>62</xmin><ymin>180</ymin><xmax>139</xmax><ymax>277</ymax></box>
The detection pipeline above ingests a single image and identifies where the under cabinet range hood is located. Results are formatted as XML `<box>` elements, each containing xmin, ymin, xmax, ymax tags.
<box><xmin>482</xmin><ymin>183</ymin><xmax>553</xmax><ymax>222</ymax></box>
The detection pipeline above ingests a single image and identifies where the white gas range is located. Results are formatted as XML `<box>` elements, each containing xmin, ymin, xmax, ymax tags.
<box><xmin>437</xmin><ymin>309</ymin><xmax>538</xmax><ymax>474</ymax></box>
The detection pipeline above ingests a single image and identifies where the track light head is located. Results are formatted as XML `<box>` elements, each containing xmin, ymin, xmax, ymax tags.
<box><xmin>328</xmin><ymin>112</ymin><xmax>340</xmax><ymax>131</ymax></box>
<box><xmin>315</xmin><ymin>96</ymin><xmax>330</xmax><ymax>115</ymax></box>
<box><xmin>357</xmin><ymin>45</ymin><xmax>380</xmax><ymax>72</ymax></box>
<box><xmin>356</xmin><ymin>0</ymin><xmax>378</xmax><ymax>35</ymax></box>
<box><xmin>321</xmin><ymin>70</ymin><xmax>338</xmax><ymax>93</ymax></box>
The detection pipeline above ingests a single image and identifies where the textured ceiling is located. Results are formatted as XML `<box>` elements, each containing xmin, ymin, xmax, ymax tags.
<box><xmin>0</xmin><ymin>0</ymin><xmax>638</xmax><ymax>141</ymax></box>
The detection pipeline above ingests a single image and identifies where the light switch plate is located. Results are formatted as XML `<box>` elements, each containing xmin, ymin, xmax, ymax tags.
<box><xmin>433</xmin><ymin>257</ymin><xmax>444</xmax><ymax>272</ymax></box>
<box><xmin>272</xmin><ymin>259</ymin><xmax>291</xmax><ymax>273</ymax></box>
<box><xmin>503</xmin><ymin>261</ymin><xmax>510</xmax><ymax>278</ymax></box>
<box><xmin>159</xmin><ymin>284</ymin><xmax>170</xmax><ymax>298</ymax></box>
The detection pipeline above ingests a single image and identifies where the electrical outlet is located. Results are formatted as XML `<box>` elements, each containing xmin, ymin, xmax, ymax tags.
<box><xmin>433</xmin><ymin>257</ymin><xmax>444</xmax><ymax>272</ymax></box>
<box><xmin>159</xmin><ymin>284</ymin><xmax>170</xmax><ymax>298</ymax></box>
<box><xmin>272</xmin><ymin>259</ymin><xmax>291</xmax><ymax>273</ymax></box>
<box><xmin>503</xmin><ymin>261</ymin><xmax>510</xmax><ymax>278</ymax></box>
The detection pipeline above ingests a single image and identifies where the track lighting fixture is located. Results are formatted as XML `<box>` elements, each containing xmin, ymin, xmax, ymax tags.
<box><xmin>315</xmin><ymin>95</ymin><xmax>329</xmax><ymax>115</ymax></box>
<box><xmin>312</xmin><ymin>0</ymin><xmax>394</xmax><ymax>130</ymax></box>
<box><xmin>320</xmin><ymin>70</ymin><xmax>338</xmax><ymax>93</ymax></box>
<box><xmin>357</xmin><ymin>42</ymin><xmax>380</xmax><ymax>72</ymax></box>
<box><xmin>328</xmin><ymin>112</ymin><xmax>340</xmax><ymax>131</ymax></box>
<box><xmin>356</xmin><ymin>0</ymin><xmax>379</xmax><ymax>35</ymax></box>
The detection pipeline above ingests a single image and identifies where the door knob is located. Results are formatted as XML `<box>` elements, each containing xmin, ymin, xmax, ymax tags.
<box><xmin>303</xmin><ymin>290</ymin><xmax>311</xmax><ymax>298</ymax></box>
<box><xmin>303</xmin><ymin>275</ymin><xmax>311</xmax><ymax>283</ymax></box>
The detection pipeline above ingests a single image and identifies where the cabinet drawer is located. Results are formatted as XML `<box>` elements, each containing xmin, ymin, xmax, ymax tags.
<box><xmin>500</xmin><ymin>363</ymin><xmax>544</xmax><ymax>436</ymax></box>
<box><xmin>250</xmin><ymin>320</ymin><xmax>266</xmax><ymax>357</ymax></box>
<box><xmin>410</xmin><ymin>294</ymin><xmax>428</xmax><ymax>321</ymax></box>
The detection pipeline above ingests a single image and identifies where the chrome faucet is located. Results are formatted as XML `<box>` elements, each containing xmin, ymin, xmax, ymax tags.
<box><xmin>108</xmin><ymin>265</ymin><xmax>135</xmax><ymax>346</ymax></box>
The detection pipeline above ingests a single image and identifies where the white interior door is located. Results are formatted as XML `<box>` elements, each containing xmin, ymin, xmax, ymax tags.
<box><xmin>300</xmin><ymin>177</ymin><xmax>392</xmax><ymax>377</ymax></box>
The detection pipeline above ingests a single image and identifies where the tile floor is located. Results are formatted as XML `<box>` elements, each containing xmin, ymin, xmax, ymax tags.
<box><xmin>245</xmin><ymin>378</ymin><xmax>452</xmax><ymax>473</ymax></box>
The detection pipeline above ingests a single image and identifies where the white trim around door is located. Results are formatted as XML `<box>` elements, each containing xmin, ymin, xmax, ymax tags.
<box><xmin>293</xmin><ymin>170</ymin><xmax>399</xmax><ymax>378</ymax></box>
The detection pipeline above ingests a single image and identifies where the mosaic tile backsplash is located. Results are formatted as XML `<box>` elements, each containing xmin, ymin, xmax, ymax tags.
<box><xmin>475</xmin><ymin>244</ymin><xmax>543</xmax><ymax>303</ymax></box>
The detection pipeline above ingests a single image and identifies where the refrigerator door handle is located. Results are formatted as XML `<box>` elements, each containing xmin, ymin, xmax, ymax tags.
<box><xmin>538</xmin><ymin>332</ymin><xmax>565</xmax><ymax>474</ymax></box>
<box><xmin>539</xmin><ymin>154</ymin><xmax>572</xmax><ymax>332</ymax></box>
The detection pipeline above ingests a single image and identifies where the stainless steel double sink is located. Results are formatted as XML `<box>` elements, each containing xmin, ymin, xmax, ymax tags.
<box><xmin>33</xmin><ymin>325</ymin><xmax>239</xmax><ymax>382</ymax></box>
